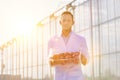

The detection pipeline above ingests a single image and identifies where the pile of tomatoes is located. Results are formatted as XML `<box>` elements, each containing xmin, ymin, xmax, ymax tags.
<box><xmin>49</xmin><ymin>52</ymin><xmax>80</xmax><ymax>66</ymax></box>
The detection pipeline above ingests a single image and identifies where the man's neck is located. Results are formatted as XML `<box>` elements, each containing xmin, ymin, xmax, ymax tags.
<box><xmin>62</xmin><ymin>29</ymin><xmax>71</xmax><ymax>37</ymax></box>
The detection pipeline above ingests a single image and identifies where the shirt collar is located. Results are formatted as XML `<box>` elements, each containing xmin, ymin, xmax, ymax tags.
<box><xmin>58</xmin><ymin>30</ymin><xmax>73</xmax><ymax>37</ymax></box>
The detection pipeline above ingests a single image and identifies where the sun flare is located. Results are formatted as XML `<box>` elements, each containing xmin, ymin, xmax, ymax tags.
<box><xmin>13</xmin><ymin>18</ymin><xmax>35</xmax><ymax>36</ymax></box>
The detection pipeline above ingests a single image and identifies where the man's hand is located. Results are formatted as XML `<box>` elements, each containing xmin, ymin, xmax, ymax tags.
<box><xmin>81</xmin><ymin>54</ymin><xmax>87</xmax><ymax>65</ymax></box>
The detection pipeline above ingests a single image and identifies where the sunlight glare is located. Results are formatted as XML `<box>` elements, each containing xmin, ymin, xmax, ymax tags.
<box><xmin>13</xmin><ymin>18</ymin><xmax>35</xmax><ymax>37</ymax></box>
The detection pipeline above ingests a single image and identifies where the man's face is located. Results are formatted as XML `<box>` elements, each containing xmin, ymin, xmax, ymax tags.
<box><xmin>60</xmin><ymin>14</ymin><xmax>74</xmax><ymax>30</ymax></box>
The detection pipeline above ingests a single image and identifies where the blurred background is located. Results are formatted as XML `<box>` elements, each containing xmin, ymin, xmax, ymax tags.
<box><xmin>0</xmin><ymin>0</ymin><xmax>120</xmax><ymax>80</ymax></box>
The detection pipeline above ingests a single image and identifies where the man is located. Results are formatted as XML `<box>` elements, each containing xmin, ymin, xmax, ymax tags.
<box><xmin>48</xmin><ymin>11</ymin><xmax>89</xmax><ymax>80</ymax></box>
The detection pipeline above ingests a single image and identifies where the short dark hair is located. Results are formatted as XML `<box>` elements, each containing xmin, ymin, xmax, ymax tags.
<box><xmin>61</xmin><ymin>11</ymin><xmax>74</xmax><ymax>20</ymax></box>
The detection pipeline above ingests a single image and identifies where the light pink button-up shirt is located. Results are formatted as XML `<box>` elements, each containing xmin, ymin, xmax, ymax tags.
<box><xmin>48</xmin><ymin>31</ymin><xmax>89</xmax><ymax>80</ymax></box>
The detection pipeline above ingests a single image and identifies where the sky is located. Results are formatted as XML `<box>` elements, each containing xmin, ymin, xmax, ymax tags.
<box><xmin>0</xmin><ymin>0</ymin><xmax>72</xmax><ymax>46</ymax></box>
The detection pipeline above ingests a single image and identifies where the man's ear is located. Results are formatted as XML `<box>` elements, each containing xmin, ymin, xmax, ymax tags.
<box><xmin>72</xmin><ymin>20</ymin><xmax>75</xmax><ymax>25</ymax></box>
<box><xmin>59</xmin><ymin>20</ymin><xmax>61</xmax><ymax>25</ymax></box>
